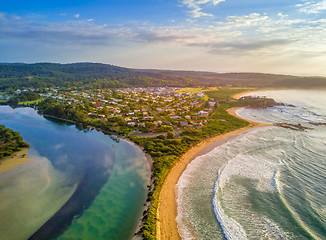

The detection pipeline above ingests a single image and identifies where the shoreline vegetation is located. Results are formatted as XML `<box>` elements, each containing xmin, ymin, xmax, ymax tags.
<box><xmin>33</xmin><ymin>87</ymin><xmax>277</xmax><ymax>239</ymax></box>
<box><xmin>157</xmin><ymin>106</ymin><xmax>271</xmax><ymax>240</ymax></box>
<box><xmin>0</xmin><ymin>125</ymin><xmax>30</xmax><ymax>172</ymax></box>
<box><xmin>137</xmin><ymin>91</ymin><xmax>283</xmax><ymax>240</ymax></box>
<box><xmin>1</xmin><ymin>87</ymin><xmax>282</xmax><ymax>240</ymax></box>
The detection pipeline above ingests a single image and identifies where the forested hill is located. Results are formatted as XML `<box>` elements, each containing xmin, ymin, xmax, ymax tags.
<box><xmin>1</xmin><ymin>62</ymin><xmax>326</xmax><ymax>89</ymax></box>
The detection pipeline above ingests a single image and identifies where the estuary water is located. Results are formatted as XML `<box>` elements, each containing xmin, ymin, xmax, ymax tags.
<box><xmin>0</xmin><ymin>106</ymin><xmax>150</xmax><ymax>240</ymax></box>
<box><xmin>176</xmin><ymin>90</ymin><xmax>326</xmax><ymax>240</ymax></box>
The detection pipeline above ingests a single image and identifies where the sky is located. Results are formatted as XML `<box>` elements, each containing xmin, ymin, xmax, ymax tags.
<box><xmin>1</xmin><ymin>0</ymin><xmax>326</xmax><ymax>76</ymax></box>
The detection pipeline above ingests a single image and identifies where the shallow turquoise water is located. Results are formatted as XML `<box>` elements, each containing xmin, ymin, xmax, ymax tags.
<box><xmin>177</xmin><ymin>90</ymin><xmax>326</xmax><ymax>240</ymax></box>
<box><xmin>57</xmin><ymin>140</ymin><xmax>150</xmax><ymax>240</ymax></box>
<box><xmin>0</xmin><ymin>106</ymin><xmax>150</xmax><ymax>240</ymax></box>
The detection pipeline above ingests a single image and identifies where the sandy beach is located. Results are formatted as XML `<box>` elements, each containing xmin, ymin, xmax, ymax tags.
<box><xmin>0</xmin><ymin>148</ymin><xmax>30</xmax><ymax>173</ymax></box>
<box><xmin>157</xmin><ymin>106</ymin><xmax>271</xmax><ymax>240</ymax></box>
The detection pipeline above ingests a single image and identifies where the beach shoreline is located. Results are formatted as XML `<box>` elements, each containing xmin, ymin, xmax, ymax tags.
<box><xmin>0</xmin><ymin>148</ymin><xmax>30</xmax><ymax>173</ymax></box>
<box><xmin>157</xmin><ymin>105</ymin><xmax>271</xmax><ymax>240</ymax></box>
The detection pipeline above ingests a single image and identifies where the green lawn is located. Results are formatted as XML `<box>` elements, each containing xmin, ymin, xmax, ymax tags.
<box><xmin>175</xmin><ymin>87</ymin><xmax>218</xmax><ymax>94</ymax></box>
<box><xmin>175</xmin><ymin>87</ymin><xmax>215</xmax><ymax>101</ymax></box>
<box><xmin>19</xmin><ymin>98</ymin><xmax>43</xmax><ymax>105</ymax></box>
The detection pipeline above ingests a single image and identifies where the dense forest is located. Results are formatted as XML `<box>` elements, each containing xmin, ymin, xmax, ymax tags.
<box><xmin>1</xmin><ymin>62</ymin><xmax>326</xmax><ymax>90</ymax></box>
<box><xmin>0</xmin><ymin>125</ymin><xmax>29</xmax><ymax>159</ymax></box>
<box><xmin>0</xmin><ymin>63</ymin><xmax>200</xmax><ymax>89</ymax></box>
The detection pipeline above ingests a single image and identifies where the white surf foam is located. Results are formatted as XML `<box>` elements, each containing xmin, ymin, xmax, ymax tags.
<box><xmin>176</xmin><ymin>154</ymin><xmax>207</xmax><ymax>240</ymax></box>
<box><xmin>213</xmin><ymin>181</ymin><xmax>248</xmax><ymax>240</ymax></box>
<box><xmin>218</xmin><ymin>153</ymin><xmax>278</xmax><ymax>193</ymax></box>
<box><xmin>261</xmin><ymin>217</ymin><xmax>292</xmax><ymax>239</ymax></box>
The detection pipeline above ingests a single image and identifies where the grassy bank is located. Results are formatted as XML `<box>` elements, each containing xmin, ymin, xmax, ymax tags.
<box><xmin>134</xmin><ymin>88</ymin><xmax>281</xmax><ymax>239</ymax></box>
<box><xmin>0</xmin><ymin>125</ymin><xmax>29</xmax><ymax>160</ymax></box>
<box><xmin>133</xmin><ymin>101</ymin><xmax>250</xmax><ymax>239</ymax></box>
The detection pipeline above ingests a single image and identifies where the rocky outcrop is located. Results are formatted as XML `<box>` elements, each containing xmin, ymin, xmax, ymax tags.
<box><xmin>275</xmin><ymin>123</ymin><xmax>311</xmax><ymax>131</ymax></box>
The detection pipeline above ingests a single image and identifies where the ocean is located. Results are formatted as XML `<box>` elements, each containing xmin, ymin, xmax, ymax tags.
<box><xmin>176</xmin><ymin>90</ymin><xmax>326</xmax><ymax>240</ymax></box>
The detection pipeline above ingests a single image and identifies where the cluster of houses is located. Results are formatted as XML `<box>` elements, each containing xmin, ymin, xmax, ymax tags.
<box><xmin>37</xmin><ymin>86</ymin><xmax>219</xmax><ymax>132</ymax></box>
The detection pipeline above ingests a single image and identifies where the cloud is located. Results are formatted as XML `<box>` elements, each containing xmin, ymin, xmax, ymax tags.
<box><xmin>297</xmin><ymin>0</ymin><xmax>326</xmax><ymax>14</ymax></box>
<box><xmin>134</xmin><ymin>30</ymin><xmax>194</xmax><ymax>42</ymax></box>
<box><xmin>54</xmin><ymin>143</ymin><xmax>64</xmax><ymax>150</ymax></box>
<box><xmin>1</xmin><ymin>9</ymin><xmax>326</xmax><ymax>66</ymax></box>
<box><xmin>0</xmin><ymin>13</ymin><xmax>192</xmax><ymax>46</ymax></box>
<box><xmin>74</xmin><ymin>13</ymin><xmax>80</xmax><ymax>18</ymax></box>
<box><xmin>204</xmin><ymin>39</ymin><xmax>295</xmax><ymax>54</ymax></box>
<box><xmin>181</xmin><ymin>0</ymin><xmax>226</xmax><ymax>18</ymax></box>
<box><xmin>215</xmin><ymin>13</ymin><xmax>270</xmax><ymax>32</ymax></box>
<box><xmin>0</xmin><ymin>12</ymin><xmax>21</xmax><ymax>22</ymax></box>
<box><xmin>0</xmin><ymin>15</ymin><xmax>123</xmax><ymax>46</ymax></box>
<box><xmin>188</xmin><ymin>38</ymin><xmax>295</xmax><ymax>56</ymax></box>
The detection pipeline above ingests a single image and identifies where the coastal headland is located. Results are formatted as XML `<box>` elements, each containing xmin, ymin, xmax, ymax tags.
<box><xmin>157</xmin><ymin>100</ymin><xmax>271</xmax><ymax>239</ymax></box>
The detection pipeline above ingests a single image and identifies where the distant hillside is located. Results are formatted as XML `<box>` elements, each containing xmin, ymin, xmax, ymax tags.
<box><xmin>140</xmin><ymin>69</ymin><xmax>326</xmax><ymax>88</ymax></box>
<box><xmin>1</xmin><ymin>62</ymin><xmax>326</xmax><ymax>89</ymax></box>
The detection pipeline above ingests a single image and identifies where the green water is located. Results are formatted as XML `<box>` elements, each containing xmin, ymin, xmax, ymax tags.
<box><xmin>0</xmin><ymin>106</ymin><xmax>150</xmax><ymax>240</ymax></box>
<box><xmin>58</xmin><ymin>142</ymin><xmax>150</xmax><ymax>240</ymax></box>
